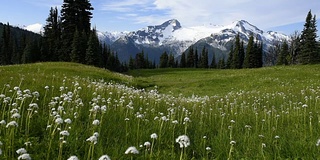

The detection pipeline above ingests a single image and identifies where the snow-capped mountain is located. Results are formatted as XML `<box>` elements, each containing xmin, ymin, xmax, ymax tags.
<box><xmin>98</xmin><ymin>19</ymin><xmax>288</xmax><ymax>63</ymax></box>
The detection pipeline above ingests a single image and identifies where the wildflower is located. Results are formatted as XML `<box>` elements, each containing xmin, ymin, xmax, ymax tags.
<box><xmin>18</xmin><ymin>153</ymin><xmax>31</xmax><ymax>160</ymax></box>
<box><xmin>64</xmin><ymin>118</ymin><xmax>72</xmax><ymax>124</ymax></box>
<box><xmin>6</xmin><ymin>121</ymin><xmax>18</xmax><ymax>128</ymax></box>
<box><xmin>86</xmin><ymin>136</ymin><xmax>98</xmax><ymax>144</ymax></box>
<box><xmin>316</xmin><ymin>139</ymin><xmax>320</xmax><ymax>146</ymax></box>
<box><xmin>60</xmin><ymin>130</ymin><xmax>70</xmax><ymax>136</ymax></box>
<box><xmin>99</xmin><ymin>155</ymin><xmax>111</xmax><ymax>160</ymax></box>
<box><xmin>0</xmin><ymin>120</ymin><xmax>6</xmax><ymax>125</ymax></box>
<box><xmin>206</xmin><ymin>147</ymin><xmax>211</xmax><ymax>151</ymax></box>
<box><xmin>183</xmin><ymin>117</ymin><xmax>191</xmax><ymax>122</ymax></box>
<box><xmin>55</xmin><ymin>118</ymin><xmax>63</xmax><ymax>124</ymax></box>
<box><xmin>0</xmin><ymin>148</ymin><xmax>2</xmax><ymax>155</ymax></box>
<box><xmin>125</xmin><ymin>146</ymin><xmax>139</xmax><ymax>154</ymax></box>
<box><xmin>176</xmin><ymin>135</ymin><xmax>190</xmax><ymax>148</ymax></box>
<box><xmin>16</xmin><ymin>148</ymin><xmax>27</xmax><ymax>154</ymax></box>
<box><xmin>262</xmin><ymin>143</ymin><xmax>266</xmax><ymax>148</ymax></box>
<box><xmin>230</xmin><ymin>120</ymin><xmax>235</xmax><ymax>123</ymax></box>
<box><xmin>151</xmin><ymin>133</ymin><xmax>158</xmax><ymax>139</ymax></box>
<box><xmin>24</xmin><ymin>141</ymin><xmax>32</xmax><ymax>147</ymax></box>
<box><xmin>92</xmin><ymin>119</ymin><xmax>100</xmax><ymax>126</ymax></box>
<box><xmin>44</xmin><ymin>86</ymin><xmax>49</xmax><ymax>90</ymax></box>
<box><xmin>144</xmin><ymin>141</ymin><xmax>151</xmax><ymax>148</ymax></box>
<box><xmin>67</xmin><ymin>156</ymin><xmax>79</xmax><ymax>160</ymax></box>
<box><xmin>32</xmin><ymin>91</ymin><xmax>40</xmax><ymax>97</ymax></box>
<box><xmin>275</xmin><ymin>135</ymin><xmax>280</xmax><ymax>139</ymax></box>
<box><xmin>230</xmin><ymin>141</ymin><xmax>236</xmax><ymax>145</ymax></box>
<box><xmin>11</xmin><ymin>113</ymin><xmax>21</xmax><ymax>119</ymax></box>
<box><xmin>172</xmin><ymin>120</ymin><xmax>178</xmax><ymax>124</ymax></box>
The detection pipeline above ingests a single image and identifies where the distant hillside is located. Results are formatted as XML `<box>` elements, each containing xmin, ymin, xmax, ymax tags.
<box><xmin>0</xmin><ymin>22</ymin><xmax>41</xmax><ymax>42</ymax></box>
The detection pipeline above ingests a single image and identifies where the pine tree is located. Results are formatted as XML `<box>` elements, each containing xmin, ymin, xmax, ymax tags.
<box><xmin>186</xmin><ymin>47</ymin><xmax>194</xmax><ymax>67</ymax></box>
<box><xmin>210</xmin><ymin>52</ymin><xmax>217</xmax><ymax>69</ymax></box>
<box><xmin>1</xmin><ymin>23</ymin><xmax>12</xmax><ymax>65</ymax></box>
<box><xmin>200</xmin><ymin>46</ymin><xmax>209</xmax><ymax>68</ymax></box>
<box><xmin>43</xmin><ymin>7</ymin><xmax>61</xmax><ymax>61</ymax></box>
<box><xmin>71</xmin><ymin>29</ymin><xmax>82</xmax><ymax>63</ymax></box>
<box><xmin>60</xmin><ymin>0</ymin><xmax>93</xmax><ymax>61</ymax></box>
<box><xmin>243</xmin><ymin>35</ymin><xmax>254</xmax><ymax>68</ymax></box>
<box><xmin>180</xmin><ymin>52</ymin><xmax>186</xmax><ymax>68</ymax></box>
<box><xmin>85</xmin><ymin>30</ymin><xmax>99</xmax><ymax>66</ymax></box>
<box><xmin>194</xmin><ymin>48</ymin><xmax>198</xmax><ymax>68</ymax></box>
<box><xmin>298</xmin><ymin>10</ymin><xmax>319</xmax><ymax>64</ymax></box>
<box><xmin>232</xmin><ymin>34</ymin><xmax>241</xmax><ymax>69</ymax></box>
<box><xmin>277</xmin><ymin>41</ymin><xmax>289</xmax><ymax>65</ymax></box>
<box><xmin>159</xmin><ymin>51</ymin><xmax>169</xmax><ymax>68</ymax></box>
<box><xmin>226</xmin><ymin>44</ymin><xmax>234</xmax><ymax>69</ymax></box>
<box><xmin>168</xmin><ymin>54</ymin><xmax>175</xmax><ymax>68</ymax></box>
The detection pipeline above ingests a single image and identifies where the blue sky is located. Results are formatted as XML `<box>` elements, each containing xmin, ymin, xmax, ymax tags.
<box><xmin>1</xmin><ymin>0</ymin><xmax>320</xmax><ymax>36</ymax></box>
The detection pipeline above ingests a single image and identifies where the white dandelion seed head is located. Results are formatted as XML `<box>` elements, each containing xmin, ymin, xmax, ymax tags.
<box><xmin>144</xmin><ymin>141</ymin><xmax>151</xmax><ymax>148</ymax></box>
<box><xmin>230</xmin><ymin>141</ymin><xmax>236</xmax><ymax>145</ymax></box>
<box><xmin>176</xmin><ymin>135</ymin><xmax>190</xmax><ymax>148</ymax></box>
<box><xmin>161</xmin><ymin>116</ymin><xmax>167</xmax><ymax>121</ymax></box>
<box><xmin>60</xmin><ymin>130</ymin><xmax>70</xmax><ymax>136</ymax></box>
<box><xmin>18</xmin><ymin>153</ymin><xmax>31</xmax><ymax>160</ymax></box>
<box><xmin>183</xmin><ymin>117</ymin><xmax>191</xmax><ymax>122</ymax></box>
<box><xmin>0</xmin><ymin>120</ymin><xmax>6</xmax><ymax>125</ymax></box>
<box><xmin>98</xmin><ymin>154</ymin><xmax>111</xmax><ymax>160</ymax></box>
<box><xmin>55</xmin><ymin>118</ymin><xmax>63</xmax><ymax>124</ymax></box>
<box><xmin>67</xmin><ymin>156</ymin><xmax>79</xmax><ymax>160</ymax></box>
<box><xmin>172</xmin><ymin>120</ymin><xmax>178</xmax><ymax>124</ymax></box>
<box><xmin>32</xmin><ymin>91</ymin><xmax>40</xmax><ymax>97</ymax></box>
<box><xmin>16</xmin><ymin>148</ymin><xmax>27</xmax><ymax>155</ymax></box>
<box><xmin>316</xmin><ymin>139</ymin><xmax>320</xmax><ymax>146</ymax></box>
<box><xmin>151</xmin><ymin>133</ymin><xmax>158</xmax><ymax>139</ymax></box>
<box><xmin>44</xmin><ymin>86</ymin><xmax>49</xmax><ymax>90</ymax></box>
<box><xmin>93</xmin><ymin>132</ymin><xmax>99</xmax><ymax>138</ymax></box>
<box><xmin>6</xmin><ymin>120</ymin><xmax>18</xmax><ymax>128</ymax></box>
<box><xmin>92</xmin><ymin>119</ymin><xmax>100</xmax><ymax>126</ymax></box>
<box><xmin>64</xmin><ymin>118</ymin><xmax>72</xmax><ymax>124</ymax></box>
<box><xmin>125</xmin><ymin>146</ymin><xmax>139</xmax><ymax>154</ymax></box>
<box><xmin>11</xmin><ymin>113</ymin><xmax>21</xmax><ymax>119</ymax></box>
<box><xmin>86</xmin><ymin>135</ymin><xmax>98</xmax><ymax>145</ymax></box>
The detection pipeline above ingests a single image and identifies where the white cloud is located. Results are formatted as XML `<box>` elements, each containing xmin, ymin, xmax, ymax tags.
<box><xmin>24</xmin><ymin>23</ymin><xmax>43</xmax><ymax>33</ymax></box>
<box><xmin>101</xmin><ymin>0</ymin><xmax>320</xmax><ymax>31</ymax></box>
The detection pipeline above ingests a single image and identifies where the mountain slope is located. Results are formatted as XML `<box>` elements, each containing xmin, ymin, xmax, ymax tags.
<box><xmin>98</xmin><ymin>19</ymin><xmax>288</xmax><ymax>63</ymax></box>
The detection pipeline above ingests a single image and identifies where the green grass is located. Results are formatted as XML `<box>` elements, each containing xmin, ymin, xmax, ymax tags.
<box><xmin>128</xmin><ymin>65</ymin><xmax>320</xmax><ymax>96</ymax></box>
<box><xmin>1</xmin><ymin>62</ymin><xmax>320</xmax><ymax>159</ymax></box>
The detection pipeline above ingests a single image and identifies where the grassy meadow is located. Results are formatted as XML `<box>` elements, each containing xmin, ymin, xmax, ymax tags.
<box><xmin>1</xmin><ymin>62</ymin><xmax>320</xmax><ymax>159</ymax></box>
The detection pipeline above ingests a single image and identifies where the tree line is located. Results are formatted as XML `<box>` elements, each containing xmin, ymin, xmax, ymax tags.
<box><xmin>0</xmin><ymin>0</ymin><xmax>127</xmax><ymax>72</ymax></box>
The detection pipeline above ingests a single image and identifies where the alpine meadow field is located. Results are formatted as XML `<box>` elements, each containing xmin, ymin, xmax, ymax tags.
<box><xmin>1</xmin><ymin>62</ymin><xmax>320</xmax><ymax>159</ymax></box>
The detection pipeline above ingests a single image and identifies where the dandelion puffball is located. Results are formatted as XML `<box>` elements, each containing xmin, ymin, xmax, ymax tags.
<box><xmin>125</xmin><ymin>146</ymin><xmax>139</xmax><ymax>154</ymax></box>
<box><xmin>18</xmin><ymin>153</ymin><xmax>31</xmax><ymax>160</ymax></box>
<box><xmin>16</xmin><ymin>148</ymin><xmax>27</xmax><ymax>155</ymax></box>
<box><xmin>98</xmin><ymin>154</ymin><xmax>111</xmax><ymax>160</ymax></box>
<box><xmin>176</xmin><ymin>135</ymin><xmax>190</xmax><ymax>148</ymax></box>
<box><xmin>150</xmin><ymin>133</ymin><xmax>158</xmax><ymax>139</ymax></box>
<box><xmin>67</xmin><ymin>156</ymin><xmax>79</xmax><ymax>160</ymax></box>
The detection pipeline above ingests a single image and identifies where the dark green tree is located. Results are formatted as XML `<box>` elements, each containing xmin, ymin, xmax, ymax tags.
<box><xmin>210</xmin><ymin>52</ymin><xmax>217</xmax><ymax>69</ymax></box>
<box><xmin>1</xmin><ymin>23</ymin><xmax>12</xmax><ymax>65</ymax></box>
<box><xmin>159</xmin><ymin>51</ymin><xmax>169</xmax><ymax>68</ymax></box>
<box><xmin>194</xmin><ymin>48</ymin><xmax>198</xmax><ymax>68</ymax></box>
<box><xmin>168</xmin><ymin>54</ymin><xmax>175</xmax><ymax>68</ymax></box>
<box><xmin>200</xmin><ymin>46</ymin><xmax>209</xmax><ymax>68</ymax></box>
<box><xmin>243</xmin><ymin>35</ymin><xmax>255</xmax><ymax>68</ymax></box>
<box><xmin>277</xmin><ymin>41</ymin><xmax>289</xmax><ymax>65</ymax></box>
<box><xmin>180</xmin><ymin>52</ymin><xmax>186</xmax><ymax>68</ymax></box>
<box><xmin>85</xmin><ymin>30</ymin><xmax>99</xmax><ymax>66</ymax></box>
<box><xmin>43</xmin><ymin>7</ymin><xmax>61</xmax><ymax>61</ymax></box>
<box><xmin>226</xmin><ymin>44</ymin><xmax>234</xmax><ymax>69</ymax></box>
<box><xmin>186</xmin><ymin>47</ymin><xmax>194</xmax><ymax>67</ymax></box>
<box><xmin>232</xmin><ymin>34</ymin><xmax>242</xmax><ymax>69</ymax></box>
<box><xmin>298</xmin><ymin>10</ymin><xmax>319</xmax><ymax>64</ymax></box>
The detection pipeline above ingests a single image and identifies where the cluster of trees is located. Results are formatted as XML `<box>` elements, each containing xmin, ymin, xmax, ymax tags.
<box><xmin>128</xmin><ymin>51</ymin><xmax>156</xmax><ymax>69</ymax></box>
<box><xmin>0</xmin><ymin>0</ymin><xmax>127</xmax><ymax>72</ymax></box>
<box><xmin>0</xmin><ymin>23</ymin><xmax>43</xmax><ymax>65</ymax></box>
<box><xmin>267</xmin><ymin>10</ymin><xmax>319</xmax><ymax>66</ymax></box>
<box><xmin>42</xmin><ymin>0</ymin><xmax>127</xmax><ymax>72</ymax></box>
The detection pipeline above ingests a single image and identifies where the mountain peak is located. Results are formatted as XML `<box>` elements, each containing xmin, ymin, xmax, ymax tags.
<box><xmin>161</xmin><ymin>19</ymin><xmax>182</xmax><ymax>31</ymax></box>
<box><xmin>231</xmin><ymin>20</ymin><xmax>263</xmax><ymax>34</ymax></box>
